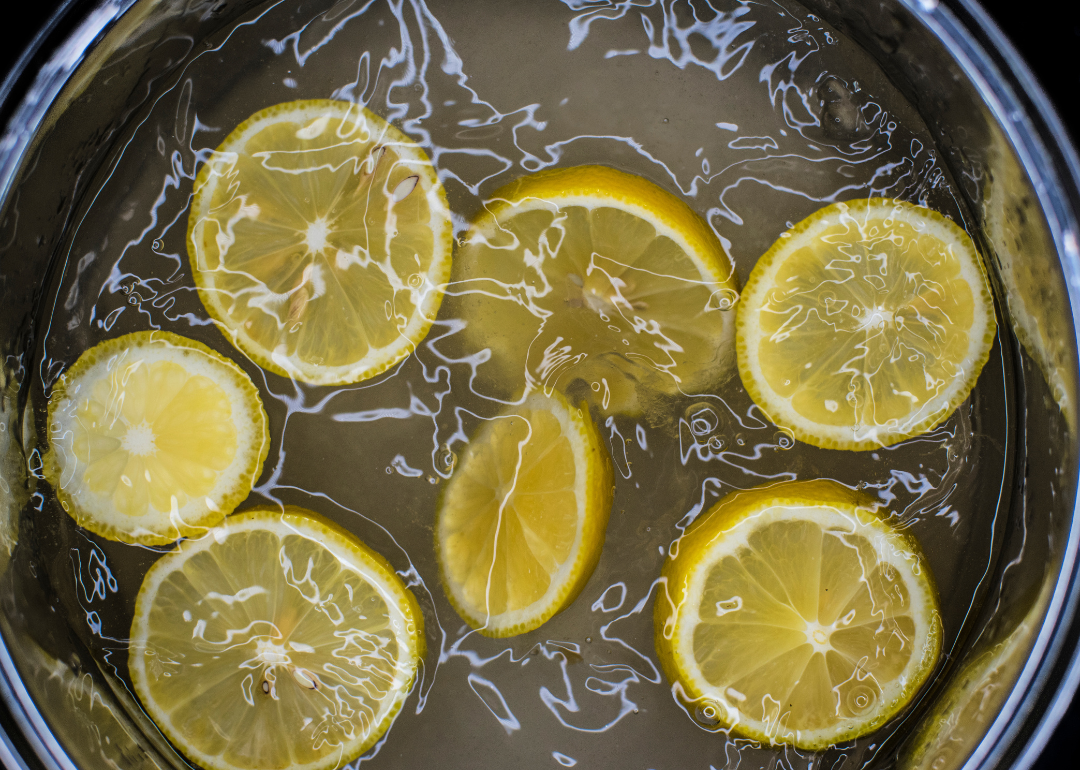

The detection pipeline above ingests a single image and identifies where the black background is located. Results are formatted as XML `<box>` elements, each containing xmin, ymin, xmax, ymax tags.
<box><xmin>0</xmin><ymin>1</ymin><xmax>1079</xmax><ymax>769</ymax></box>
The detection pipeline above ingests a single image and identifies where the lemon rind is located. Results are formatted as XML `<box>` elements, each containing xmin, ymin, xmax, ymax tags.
<box><xmin>435</xmin><ymin>391</ymin><xmax>613</xmax><ymax>637</ymax></box>
<box><xmin>655</xmin><ymin>480</ymin><xmax>942</xmax><ymax>750</ymax></box>
<box><xmin>43</xmin><ymin>331</ymin><xmax>269</xmax><ymax>546</ymax></box>
<box><xmin>129</xmin><ymin>506</ymin><xmax>424</xmax><ymax>770</ymax></box>
<box><xmin>736</xmin><ymin>198</ymin><xmax>997</xmax><ymax>451</ymax></box>
<box><xmin>188</xmin><ymin>99</ymin><xmax>454</xmax><ymax>386</ymax></box>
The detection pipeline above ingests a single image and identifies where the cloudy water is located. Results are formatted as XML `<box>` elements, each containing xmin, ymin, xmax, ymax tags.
<box><xmin>23</xmin><ymin>0</ymin><xmax>1014</xmax><ymax>768</ymax></box>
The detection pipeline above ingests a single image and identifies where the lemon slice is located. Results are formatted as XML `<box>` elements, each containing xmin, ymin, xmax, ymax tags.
<box><xmin>188</xmin><ymin>99</ymin><xmax>453</xmax><ymax>385</ymax></box>
<box><xmin>445</xmin><ymin>165</ymin><xmax>738</xmax><ymax>414</ymax></box>
<box><xmin>436</xmin><ymin>391</ymin><xmax>613</xmax><ymax>636</ymax></box>
<box><xmin>129</xmin><ymin>506</ymin><xmax>424</xmax><ymax>770</ymax></box>
<box><xmin>655</xmin><ymin>480</ymin><xmax>942</xmax><ymax>749</ymax></box>
<box><xmin>44</xmin><ymin>331</ymin><xmax>269</xmax><ymax>545</ymax></box>
<box><xmin>736</xmin><ymin>198</ymin><xmax>996</xmax><ymax>450</ymax></box>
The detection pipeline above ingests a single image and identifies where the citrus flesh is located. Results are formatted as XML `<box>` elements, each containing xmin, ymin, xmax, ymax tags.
<box><xmin>436</xmin><ymin>391</ymin><xmax>613</xmax><ymax>636</ymax></box>
<box><xmin>445</xmin><ymin>165</ymin><xmax>738</xmax><ymax>414</ymax></box>
<box><xmin>188</xmin><ymin>99</ymin><xmax>453</xmax><ymax>385</ymax></box>
<box><xmin>736</xmin><ymin>198</ymin><xmax>996</xmax><ymax>450</ymax></box>
<box><xmin>129</xmin><ymin>507</ymin><xmax>425</xmax><ymax>770</ymax></box>
<box><xmin>44</xmin><ymin>331</ymin><xmax>268</xmax><ymax>545</ymax></box>
<box><xmin>655</xmin><ymin>480</ymin><xmax>941</xmax><ymax>749</ymax></box>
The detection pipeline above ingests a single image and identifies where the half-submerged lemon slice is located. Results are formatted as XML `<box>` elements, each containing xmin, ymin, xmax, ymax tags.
<box><xmin>129</xmin><ymin>507</ymin><xmax>424</xmax><ymax>770</ymax></box>
<box><xmin>188</xmin><ymin>99</ymin><xmax>453</xmax><ymax>385</ymax></box>
<box><xmin>44</xmin><ymin>331</ymin><xmax>268</xmax><ymax>545</ymax></box>
<box><xmin>655</xmin><ymin>480</ymin><xmax>941</xmax><ymax>750</ymax></box>
<box><xmin>445</xmin><ymin>165</ymin><xmax>738</xmax><ymax>415</ymax></box>
<box><xmin>436</xmin><ymin>391</ymin><xmax>612</xmax><ymax>636</ymax></box>
<box><xmin>736</xmin><ymin>198</ymin><xmax>996</xmax><ymax>450</ymax></box>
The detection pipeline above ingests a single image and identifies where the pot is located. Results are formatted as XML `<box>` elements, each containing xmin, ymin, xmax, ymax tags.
<box><xmin>1</xmin><ymin>1</ymin><xmax>1079</xmax><ymax>769</ymax></box>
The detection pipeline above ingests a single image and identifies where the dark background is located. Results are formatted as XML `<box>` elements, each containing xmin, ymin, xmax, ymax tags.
<box><xmin>0</xmin><ymin>1</ymin><xmax>1079</xmax><ymax>769</ymax></box>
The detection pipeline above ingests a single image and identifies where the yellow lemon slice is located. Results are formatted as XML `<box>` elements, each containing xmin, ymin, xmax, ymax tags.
<box><xmin>436</xmin><ymin>391</ymin><xmax>612</xmax><ymax>636</ymax></box>
<box><xmin>188</xmin><ymin>99</ymin><xmax>453</xmax><ymax>385</ymax></box>
<box><xmin>44</xmin><ymin>331</ymin><xmax>268</xmax><ymax>545</ymax></box>
<box><xmin>129</xmin><ymin>506</ymin><xmax>424</xmax><ymax>770</ymax></box>
<box><xmin>445</xmin><ymin>165</ymin><xmax>738</xmax><ymax>415</ymax></box>
<box><xmin>736</xmin><ymin>198</ymin><xmax>996</xmax><ymax>450</ymax></box>
<box><xmin>899</xmin><ymin>578</ymin><xmax>1052</xmax><ymax>770</ymax></box>
<box><xmin>655</xmin><ymin>480</ymin><xmax>941</xmax><ymax>750</ymax></box>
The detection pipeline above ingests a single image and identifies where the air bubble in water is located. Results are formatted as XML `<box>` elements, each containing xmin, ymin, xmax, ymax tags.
<box><xmin>694</xmin><ymin>702</ymin><xmax>721</xmax><ymax>727</ymax></box>
<box><xmin>152</xmin><ymin>239</ymin><xmax>163</xmax><ymax>251</ymax></box>
<box><xmin>436</xmin><ymin>445</ymin><xmax>457</xmax><ymax>473</ymax></box>
<box><xmin>707</xmin><ymin>287</ymin><xmax>739</xmax><ymax>312</ymax></box>
<box><xmin>707</xmin><ymin>435</ymin><xmax>724</xmax><ymax>452</ymax></box>
<box><xmin>685</xmin><ymin>403</ymin><xmax>719</xmax><ymax>437</ymax></box>
<box><xmin>845</xmin><ymin>683</ymin><xmax>877</xmax><ymax>715</ymax></box>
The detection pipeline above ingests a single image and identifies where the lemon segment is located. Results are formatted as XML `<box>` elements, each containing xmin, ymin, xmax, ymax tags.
<box><xmin>129</xmin><ymin>507</ymin><xmax>424</xmax><ymax>770</ymax></box>
<box><xmin>188</xmin><ymin>99</ymin><xmax>453</xmax><ymax>385</ymax></box>
<box><xmin>736</xmin><ymin>198</ymin><xmax>996</xmax><ymax>450</ymax></box>
<box><xmin>655</xmin><ymin>480</ymin><xmax>941</xmax><ymax>749</ymax></box>
<box><xmin>446</xmin><ymin>165</ymin><xmax>738</xmax><ymax>414</ymax></box>
<box><xmin>44</xmin><ymin>331</ymin><xmax>268</xmax><ymax>545</ymax></box>
<box><xmin>436</xmin><ymin>391</ymin><xmax>613</xmax><ymax>637</ymax></box>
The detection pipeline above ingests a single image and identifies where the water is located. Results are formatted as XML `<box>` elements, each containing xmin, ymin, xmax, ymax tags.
<box><xmin>22</xmin><ymin>0</ymin><xmax>1014</xmax><ymax>768</ymax></box>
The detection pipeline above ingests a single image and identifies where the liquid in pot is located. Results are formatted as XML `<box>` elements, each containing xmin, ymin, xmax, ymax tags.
<box><xmin>20</xmin><ymin>0</ymin><xmax>1015</xmax><ymax>767</ymax></box>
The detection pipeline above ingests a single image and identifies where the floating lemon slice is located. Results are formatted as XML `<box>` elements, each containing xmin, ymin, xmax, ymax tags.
<box><xmin>436</xmin><ymin>391</ymin><xmax>612</xmax><ymax>636</ymax></box>
<box><xmin>188</xmin><ymin>99</ymin><xmax>453</xmax><ymax>385</ymax></box>
<box><xmin>736</xmin><ymin>198</ymin><xmax>996</xmax><ymax>450</ymax></box>
<box><xmin>44</xmin><ymin>331</ymin><xmax>268</xmax><ymax>545</ymax></box>
<box><xmin>444</xmin><ymin>165</ymin><xmax>738</xmax><ymax>415</ymax></box>
<box><xmin>129</xmin><ymin>506</ymin><xmax>424</xmax><ymax>770</ymax></box>
<box><xmin>655</xmin><ymin>480</ymin><xmax>941</xmax><ymax>750</ymax></box>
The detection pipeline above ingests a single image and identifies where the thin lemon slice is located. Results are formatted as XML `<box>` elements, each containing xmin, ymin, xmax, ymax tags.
<box><xmin>188</xmin><ymin>99</ymin><xmax>453</xmax><ymax>385</ymax></box>
<box><xmin>44</xmin><ymin>331</ymin><xmax>268</xmax><ymax>545</ymax></box>
<box><xmin>655</xmin><ymin>480</ymin><xmax>942</xmax><ymax>750</ymax></box>
<box><xmin>444</xmin><ymin>165</ymin><xmax>738</xmax><ymax>415</ymax></box>
<box><xmin>436</xmin><ymin>391</ymin><xmax>613</xmax><ymax>636</ymax></box>
<box><xmin>129</xmin><ymin>507</ymin><xmax>424</xmax><ymax>770</ymax></box>
<box><xmin>899</xmin><ymin>577</ymin><xmax>1051</xmax><ymax>770</ymax></box>
<box><xmin>736</xmin><ymin>198</ymin><xmax>996</xmax><ymax>450</ymax></box>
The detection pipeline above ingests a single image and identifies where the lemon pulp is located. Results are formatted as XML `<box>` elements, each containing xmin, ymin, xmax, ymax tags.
<box><xmin>736</xmin><ymin>198</ymin><xmax>996</xmax><ymax>450</ymax></box>
<box><xmin>655</xmin><ymin>480</ymin><xmax>941</xmax><ymax>749</ymax></box>
<box><xmin>129</xmin><ymin>507</ymin><xmax>424</xmax><ymax>770</ymax></box>
<box><xmin>436</xmin><ymin>391</ymin><xmax>613</xmax><ymax>636</ymax></box>
<box><xmin>445</xmin><ymin>165</ymin><xmax>738</xmax><ymax>415</ymax></box>
<box><xmin>44</xmin><ymin>331</ymin><xmax>268</xmax><ymax>545</ymax></box>
<box><xmin>188</xmin><ymin>99</ymin><xmax>453</xmax><ymax>385</ymax></box>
